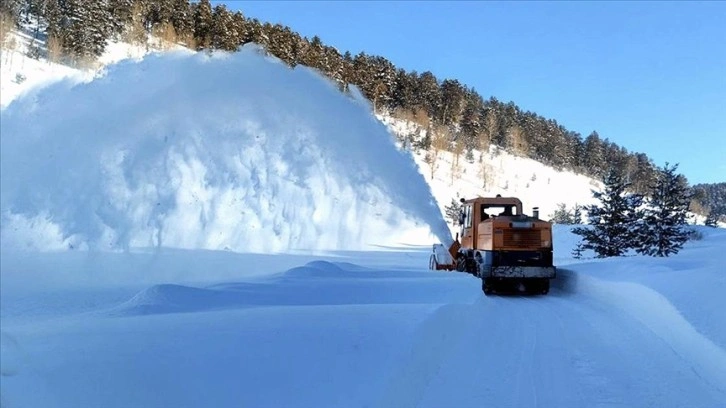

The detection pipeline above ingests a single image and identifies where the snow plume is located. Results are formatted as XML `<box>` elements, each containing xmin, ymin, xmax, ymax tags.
<box><xmin>0</xmin><ymin>45</ymin><xmax>450</xmax><ymax>252</ymax></box>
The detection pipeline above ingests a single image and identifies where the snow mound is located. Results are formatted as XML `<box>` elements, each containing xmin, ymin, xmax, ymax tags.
<box><xmin>112</xmin><ymin>283</ymin><xmax>238</xmax><ymax>315</ymax></box>
<box><xmin>0</xmin><ymin>45</ymin><xmax>450</xmax><ymax>253</ymax></box>
<box><xmin>110</xmin><ymin>262</ymin><xmax>477</xmax><ymax>316</ymax></box>
<box><xmin>283</xmin><ymin>260</ymin><xmax>376</xmax><ymax>278</ymax></box>
<box><xmin>573</xmin><ymin>273</ymin><xmax>726</xmax><ymax>389</ymax></box>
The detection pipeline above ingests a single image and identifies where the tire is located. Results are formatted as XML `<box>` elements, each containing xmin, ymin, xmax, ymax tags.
<box><xmin>482</xmin><ymin>278</ymin><xmax>492</xmax><ymax>295</ymax></box>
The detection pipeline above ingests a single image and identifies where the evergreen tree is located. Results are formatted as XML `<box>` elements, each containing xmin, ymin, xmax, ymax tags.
<box><xmin>62</xmin><ymin>0</ymin><xmax>113</xmax><ymax>61</ymax></box>
<box><xmin>444</xmin><ymin>198</ymin><xmax>463</xmax><ymax>227</ymax></box>
<box><xmin>170</xmin><ymin>0</ymin><xmax>194</xmax><ymax>43</ymax></box>
<box><xmin>704</xmin><ymin>209</ymin><xmax>719</xmax><ymax>227</ymax></box>
<box><xmin>43</xmin><ymin>0</ymin><xmax>63</xmax><ymax>42</ymax></box>
<box><xmin>367</xmin><ymin>55</ymin><xmax>396</xmax><ymax>111</ymax></box>
<box><xmin>106</xmin><ymin>0</ymin><xmax>133</xmax><ymax>38</ymax></box>
<box><xmin>339</xmin><ymin>51</ymin><xmax>354</xmax><ymax>91</ymax></box>
<box><xmin>416</xmin><ymin>71</ymin><xmax>441</xmax><ymax>119</ymax></box>
<box><xmin>301</xmin><ymin>34</ymin><xmax>324</xmax><ymax>70</ymax></box>
<box><xmin>192</xmin><ymin>0</ymin><xmax>212</xmax><ymax>49</ymax></box>
<box><xmin>266</xmin><ymin>24</ymin><xmax>298</xmax><ymax>66</ymax></box>
<box><xmin>572</xmin><ymin>169</ymin><xmax>644</xmax><ymax>258</ymax></box>
<box><xmin>439</xmin><ymin>78</ymin><xmax>465</xmax><ymax>125</ymax></box>
<box><xmin>460</xmin><ymin>89</ymin><xmax>484</xmax><ymax>151</ymax></box>
<box><xmin>631</xmin><ymin>153</ymin><xmax>657</xmax><ymax>195</ymax></box>
<box><xmin>572</xmin><ymin>204</ymin><xmax>583</xmax><ymax>224</ymax></box>
<box><xmin>583</xmin><ymin>131</ymin><xmax>606</xmax><ymax>179</ymax></box>
<box><xmin>691</xmin><ymin>182</ymin><xmax>726</xmax><ymax>221</ymax></box>
<box><xmin>391</xmin><ymin>68</ymin><xmax>418</xmax><ymax>111</ymax></box>
<box><xmin>210</xmin><ymin>4</ymin><xmax>236</xmax><ymax>51</ymax></box>
<box><xmin>549</xmin><ymin>203</ymin><xmax>574</xmax><ymax>224</ymax></box>
<box><xmin>322</xmin><ymin>45</ymin><xmax>343</xmax><ymax>83</ymax></box>
<box><xmin>636</xmin><ymin>163</ymin><xmax>692</xmax><ymax>256</ymax></box>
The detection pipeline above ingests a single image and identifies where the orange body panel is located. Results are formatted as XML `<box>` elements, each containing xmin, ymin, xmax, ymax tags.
<box><xmin>457</xmin><ymin>196</ymin><xmax>552</xmax><ymax>252</ymax></box>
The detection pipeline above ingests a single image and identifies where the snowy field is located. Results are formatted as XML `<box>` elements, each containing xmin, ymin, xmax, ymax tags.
<box><xmin>2</xmin><ymin>38</ymin><xmax>725</xmax><ymax>407</ymax></box>
<box><xmin>2</xmin><ymin>227</ymin><xmax>725</xmax><ymax>408</ymax></box>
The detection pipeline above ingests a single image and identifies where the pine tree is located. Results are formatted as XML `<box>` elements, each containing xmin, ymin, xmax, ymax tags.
<box><xmin>211</xmin><ymin>4</ymin><xmax>236</xmax><ymax>51</ymax></box>
<box><xmin>691</xmin><ymin>182</ymin><xmax>726</xmax><ymax>222</ymax></box>
<box><xmin>439</xmin><ymin>79</ymin><xmax>465</xmax><ymax>125</ymax></box>
<box><xmin>460</xmin><ymin>89</ymin><xmax>484</xmax><ymax>152</ymax></box>
<box><xmin>549</xmin><ymin>203</ymin><xmax>573</xmax><ymax>224</ymax></box>
<box><xmin>322</xmin><ymin>45</ymin><xmax>343</xmax><ymax>83</ymax></box>
<box><xmin>636</xmin><ymin>163</ymin><xmax>692</xmax><ymax>256</ymax></box>
<box><xmin>572</xmin><ymin>169</ymin><xmax>644</xmax><ymax>258</ymax></box>
<box><xmin>192</xmin><ymin>0</ymin><xmax>212</xmax><ymax>49</ymax></box>
<box><xmin>85</xmin><ymin>0</ymin><xmax>112</xmax><ymax>57</ymax></box>
<box><xmin>416</xmin><ymin>71</ymin><xmax>441</xmax><ymax>119</ymax></box>
<box><xmin>704</xmin><ymin>209</ymin><xmax>719</xmax><ymax>227</ymax></box>
<box><xmin>61</xmin><ymin>0</ymin><xmax>112</xmax><ymax>62</ymax></box>
<box><xmin>391</xmin><ymin>68</ymin><xmax>418</xmax><ymax>111</ymax></box>
<box><xmin>170</xmin><ymin>0</ymin><xmax>194</xmax><ymax>45</ymax></box>
<box><xmin>106</xmin><ymin>0</ymin><xmax>133</xmax><ymax>38</ymax></box>
<box><xmin>583</xmin><ymin>131</ymin><xmax>606</xmax><ymax>179</ymax></box>
<box><xmin>444</xmin><ymin>198</ymin><xmax>463</xmax><ymax>227</ymax></box>
<box><xmin>266</xmin><ymin>24</ymin><xmax>297</xmax><ymax>66</ymax></box>
<box><xmin>339</xmin><ymin>51</ymin><xmax>354</xmax><ymax>91</ymax></box>
<box><xmin>572</xmin><ymin>204</ymin><xmax>583</xmax><ymax>224</ymax></box>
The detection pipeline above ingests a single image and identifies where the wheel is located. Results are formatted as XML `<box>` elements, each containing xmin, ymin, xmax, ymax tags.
<box><xmin>541</xmin><ymin>280</ymin><xmax>550</xmax><ymax>295</ymax></box>
<box><xmin>482</xmin><ymin>278</ymin><xmax>493</xmax><ymax>295</ymax></box>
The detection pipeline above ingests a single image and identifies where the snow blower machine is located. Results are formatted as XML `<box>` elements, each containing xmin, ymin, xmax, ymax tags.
<box><xmin>429</xmin><ymin>195</ymin><xmax>556</xmax><ymax>295</ymax></box>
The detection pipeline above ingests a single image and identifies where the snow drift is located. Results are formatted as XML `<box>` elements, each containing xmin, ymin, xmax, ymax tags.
<box><xmin>0</xmin><ymin>45</ymin><xmax>450</xmax><ymax>252</ymax></box>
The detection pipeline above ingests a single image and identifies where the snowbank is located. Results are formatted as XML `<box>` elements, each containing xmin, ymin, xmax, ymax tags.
<box><xmin>1</xmin><ymin>45</ymin><xmax>450</xmax><ymax>252</ymax></box>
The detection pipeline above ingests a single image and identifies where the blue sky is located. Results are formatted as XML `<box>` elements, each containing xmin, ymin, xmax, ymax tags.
<box><xmin>216</xmin><ymin>1</ymin><xmax>725</xmax><ymax>185</ymax></box>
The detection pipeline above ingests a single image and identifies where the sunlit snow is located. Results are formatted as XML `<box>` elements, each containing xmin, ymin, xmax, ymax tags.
<box><xmin>1</xmin><ymin>45</ymin><xmax>450</xmax><ymax>252</ymax></box>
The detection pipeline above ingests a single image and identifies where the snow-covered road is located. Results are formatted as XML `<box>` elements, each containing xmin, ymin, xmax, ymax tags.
<box><xmin>2</xmin><ymin>249</ymin><xmax>724</xmax><ymax>408</ymax></box>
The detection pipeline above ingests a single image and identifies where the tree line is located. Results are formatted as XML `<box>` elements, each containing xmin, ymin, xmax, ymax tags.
<box><xmin>1</xmin><ymin>0</ymin><xmax>722</xmax><ymax>214</ymax></box>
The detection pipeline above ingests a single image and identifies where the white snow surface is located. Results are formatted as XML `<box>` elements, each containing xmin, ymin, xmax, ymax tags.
<box><xmin>2</xmin><ymin>228</ymin><xmax>725</xmax><ymax>408</ymax></box>
<box><xmin>1</xmin><ymin>45</ymin><xmax>449</xmax><ymax>252</ymax></box>
<box><xmin>2</xmin><ymin>38</ymin><xmax>725</xmax><ymax>408</ymax></box>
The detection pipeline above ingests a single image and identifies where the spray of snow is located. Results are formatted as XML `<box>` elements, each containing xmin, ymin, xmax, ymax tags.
<box><xmin>0</xmin><ymin>45</ymin><xmax>451</xmax><ymax>252</ymax></box>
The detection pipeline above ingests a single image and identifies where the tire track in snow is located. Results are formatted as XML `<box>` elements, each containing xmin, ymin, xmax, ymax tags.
<box><xmin>374</xmin><ymin>300</ymin><xmax>481</xmax><ymax>408</ymax></box>
<box><xmin>377</xmin><ymin>294</ymin><xmax>586</xmax><ymax>408</ymax></box>
<box><xmin>509</xmin><ymin>296</ymin><xmax>540</xmax><ymax>408</ymax></box>
<box><xmin>541</xmin><ymin>295</ymin><xmax>627</xmax><ymax>408</ymax></box>
<box><xmin>535</xmin><ymin>297</ymin><xmax>589</xmax><ymax>406</ymax></box>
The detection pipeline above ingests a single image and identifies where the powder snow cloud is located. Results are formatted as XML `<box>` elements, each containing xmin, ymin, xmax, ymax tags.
<box><xmin>0</xmin><ymin>45</ymin><xmax>451</xmax><ymax>252</ymax></box>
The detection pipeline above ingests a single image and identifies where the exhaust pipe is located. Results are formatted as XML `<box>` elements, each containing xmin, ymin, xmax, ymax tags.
<box><xmin>533</xmin><ymin>207</ymin><xmax>540</xmax><ymax>219</ymax></box>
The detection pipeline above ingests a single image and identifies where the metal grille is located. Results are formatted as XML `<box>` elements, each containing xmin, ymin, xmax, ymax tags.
<box><xmin>502</xmin><ymin>229</ymin><xmax>541</xmax><ymax>248</ymax></box>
